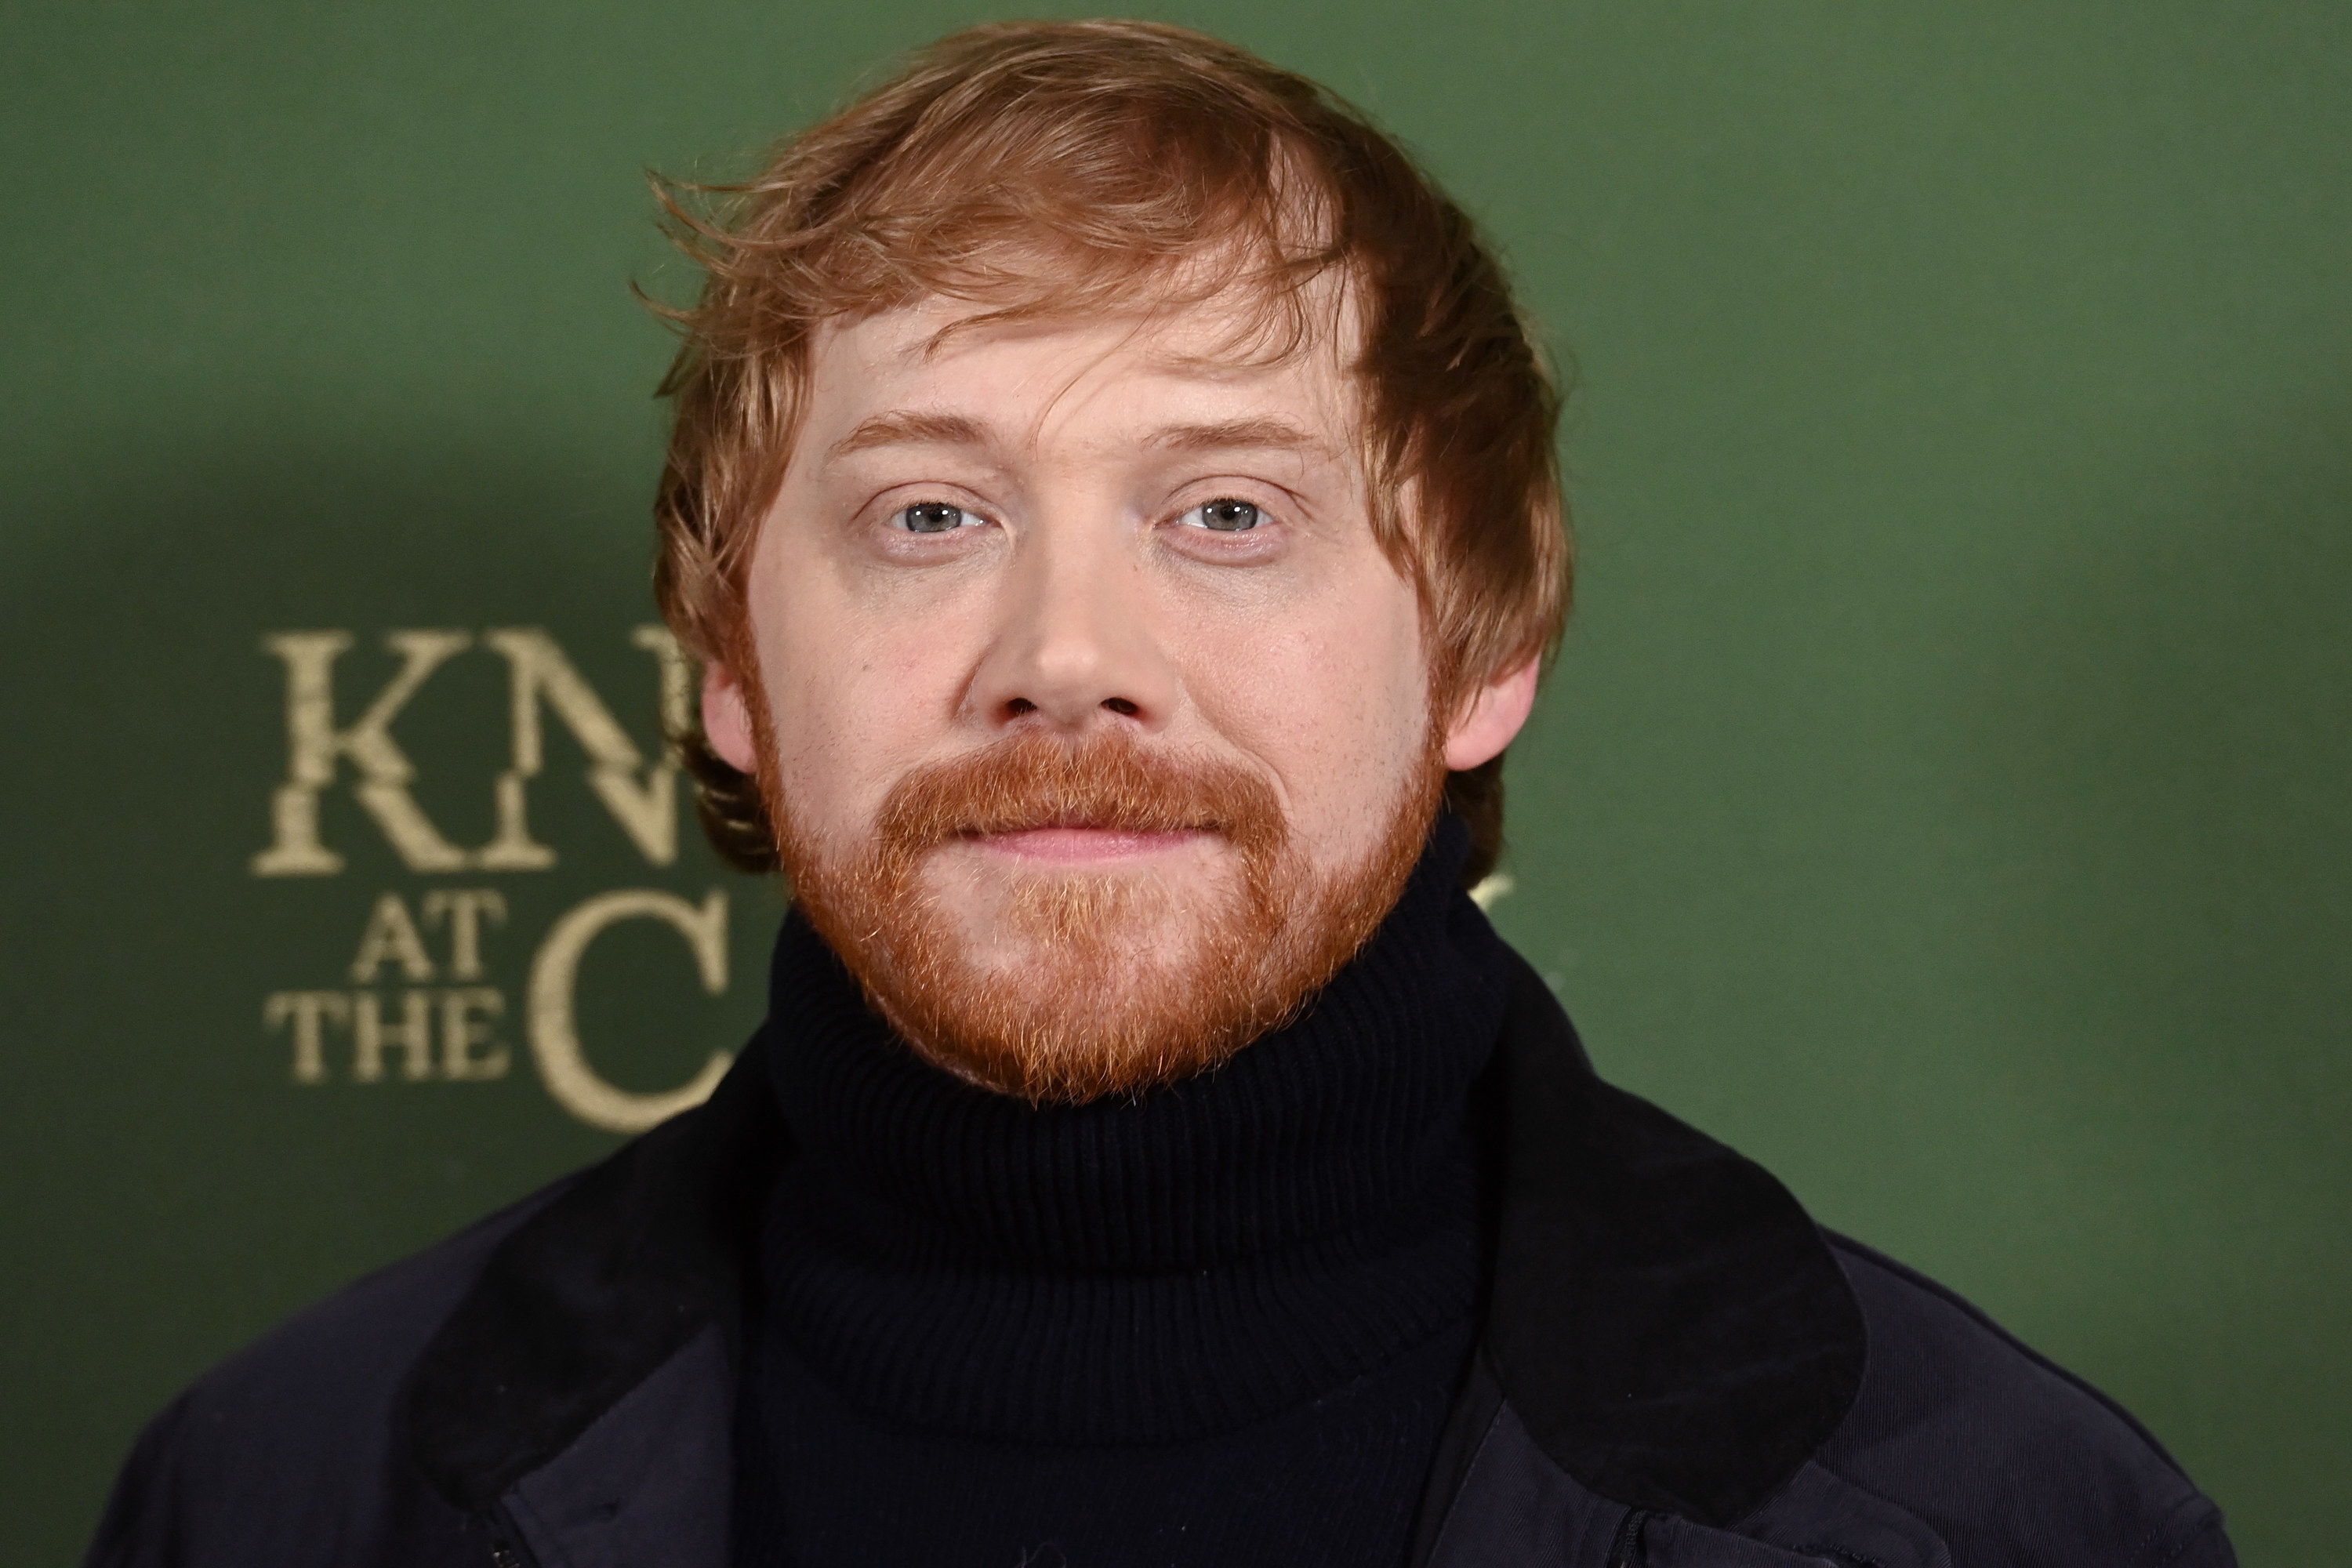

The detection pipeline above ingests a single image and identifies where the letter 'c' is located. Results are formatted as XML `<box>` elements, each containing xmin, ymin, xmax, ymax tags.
<box><xmin>528</xmin><ymin>888</ymin><xmax>733</xmax><ymax>1133</ymax></box>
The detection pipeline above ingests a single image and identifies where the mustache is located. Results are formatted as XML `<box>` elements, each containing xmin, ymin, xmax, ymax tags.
<box><xmin>871</xmin><ymin>730</ymin><xmax>1286</xmax><ymax>855</ymax></box>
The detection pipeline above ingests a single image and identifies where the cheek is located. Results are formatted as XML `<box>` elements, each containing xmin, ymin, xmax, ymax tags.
<box><xmin>750</xmin><ymin>580</ymin><xmax>983</xmax><ymax>842</ymax></box>
<box><xmin>1185</xmin><ymin>570</ymin><xmax>1430</xmax><ymax>851</ymax></box>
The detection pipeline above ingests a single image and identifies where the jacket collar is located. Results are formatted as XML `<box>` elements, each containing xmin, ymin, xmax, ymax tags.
<box><xmin>405</xmin><ymin>942</ymin><xmax>1864</xmax><ymax>1531</ymax></box>
<box><xmin>405</xmin><ymin>1036</ymin><xmax>789</xmax><ymax>1513</ymax></box>
<box><xmin>1481</xmin><ymin>950</ymin><xmax>1865</xmax><ymax>1525</ymax></box>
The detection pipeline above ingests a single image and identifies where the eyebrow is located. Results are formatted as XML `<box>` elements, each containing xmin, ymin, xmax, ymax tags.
<box><xmin>1145</xmin><ymin>417</ymin><xmax>1331</xmax><ymax>459</ymax></box>
<box><xmin>826</xmin><ymin>411</ymin><xmax>991</xmax><ymax>462</ymax></box>
<box><xmin>824</xmin><ymin>411</ymin><xmax>1333</xmax><ymax>464</ymax></box>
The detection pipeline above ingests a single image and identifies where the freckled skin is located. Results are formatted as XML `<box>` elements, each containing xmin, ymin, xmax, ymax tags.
<box><xmin>704</xmin><ymin>294</ymin><xmax>1537</xmax><ymax>978</ymax></box>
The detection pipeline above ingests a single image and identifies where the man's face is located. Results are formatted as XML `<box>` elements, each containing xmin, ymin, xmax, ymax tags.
<box><xmin>705</xmin><ymin>289</ymin><xmax>1529</xmax><ymax>1099</ymax></box>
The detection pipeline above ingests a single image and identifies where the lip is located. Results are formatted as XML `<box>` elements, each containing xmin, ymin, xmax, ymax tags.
<box><xmin>964</xmin><ymin>826</ymin><xmax>1206</xmax><ymax>863</ymax></box>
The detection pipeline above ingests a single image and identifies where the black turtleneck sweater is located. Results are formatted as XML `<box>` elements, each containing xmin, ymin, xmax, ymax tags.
<box><xmin>734</xmin><ymin>822</ymin><xmax>1514</xmax><ymax>1568</ymax></box>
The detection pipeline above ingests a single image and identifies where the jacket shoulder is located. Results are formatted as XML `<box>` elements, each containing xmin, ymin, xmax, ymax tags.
<box><xmin>1815</xmin><ymin>1235</ymin><xmax>2234</xmax><ymax>1568</ymax></box>
<box><xmin>85</xmin><ymin>1178</ymin><xmax>576</xmax><ymax>1568</ymax></box>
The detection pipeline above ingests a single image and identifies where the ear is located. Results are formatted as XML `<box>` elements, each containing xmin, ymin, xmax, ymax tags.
<box><xmin>702</xmin><ymin>661</ymin><xmax>760</xmax><ymax>775</ymax></box>
<box><xmin>1442</xmin><ymin>655</ymin><xmax>1541</xmax><ymax>771</ymax></box>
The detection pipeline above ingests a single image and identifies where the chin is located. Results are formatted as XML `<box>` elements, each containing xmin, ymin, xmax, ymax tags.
<box><xmin>965</xmin><ymin>858</ymin><xmax>1215</xmax><ymax>941</ymax></box>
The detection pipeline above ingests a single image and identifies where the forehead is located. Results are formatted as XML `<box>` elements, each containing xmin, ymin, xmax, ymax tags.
<box><xmin>797</xmin><ymin>285</ymin><xmax>1361</xmax><ymax>459</ymax></box>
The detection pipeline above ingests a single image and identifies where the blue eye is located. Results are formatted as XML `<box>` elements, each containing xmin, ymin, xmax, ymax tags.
<box><xmin>1185</xmin><ymin>499</ymin><xmax>1262</xmax><ymax>532</ymax></box>
<box><xmin>893</xmin><ymin>502</ymin><xmax>972</xmax><ymax>533</ymax></box>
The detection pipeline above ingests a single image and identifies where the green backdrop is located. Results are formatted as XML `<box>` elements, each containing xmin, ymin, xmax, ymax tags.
<box><xmin>5</xmin><ymin>3</ymin><xmax>2347</xmax><ymax>1563</ymax></box>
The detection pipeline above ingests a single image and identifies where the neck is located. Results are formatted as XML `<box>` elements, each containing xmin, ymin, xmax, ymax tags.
<box><xmin>754</xmin><ymin>817</ymin><xmax>1513</xmax><ymax>1443</ymax></box>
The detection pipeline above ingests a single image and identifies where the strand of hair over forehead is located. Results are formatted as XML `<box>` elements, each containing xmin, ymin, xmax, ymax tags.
<box><xmin>651</xmin><ymin>23</ymin><xmax>1365</xmax><ymax>354</ymax></box>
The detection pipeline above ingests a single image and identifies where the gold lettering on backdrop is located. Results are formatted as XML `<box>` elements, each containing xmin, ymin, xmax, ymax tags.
<box><xmin>528</xmin><ymin>888</ymin><xmax>733</xmax><ymax>1134</ymax></box>
<box><xmin>252</xmin><ymin>626</ymin><xmax>686</xmax><ymax>877</ymax></box>
<box><xmin>350</xmin><ymin>892</ymin><xmax>437</xmax><ymax>982</ymax></box>
<box><xmin>267</xmin><ymin>984</ymin><xmax>516</xmax><ymax>1083</ymax></box>
<box><xmin>250</xmin><ymin>630</ymin><xmax>475</xmax><ymax>876</ymax></box>
<box><xmin>423</xmin><ymin>888</ymin><xmax>507</xmax><ymax>979</ymax></box>
<box><xmin>255</xmin><ymin>627</ymin><xmax>731</xmax><ymax>1126</ymax></box>
<box><xmin>476</xmin><ymin>627</ymin><xmax>687</xmax><ymax>871</ymax></box>
<box><xmin>633</xmin><ymin>624</ymin><xmax>695</xmax><ymax>737</ymax></box>
<box><xmin>438</xmin><ymin>987</ymin><xmax>511</xmax><ymax>1080</ymax></box>
<box><xmin>354</xmin><ymin>989</ymin><xmax>437</xmax><ymax>1083</ymax></box>
<box><xmin>265</xmin><ymin>990</ymin><xmax>351</xmax><ymax>1083</ymax></box>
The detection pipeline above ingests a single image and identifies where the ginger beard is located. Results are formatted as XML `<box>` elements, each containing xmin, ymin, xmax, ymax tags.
<box><xmin>768</xmin><ymin>725</ymin><xmax>1447</xmax><ymax>1104</ymax></box>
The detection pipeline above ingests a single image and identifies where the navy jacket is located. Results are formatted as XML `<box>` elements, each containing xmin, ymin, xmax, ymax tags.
<box><xmin>88</xmin><ymin>953</ymin><xmax>2234</xmax><ymax>1567</ymax></box>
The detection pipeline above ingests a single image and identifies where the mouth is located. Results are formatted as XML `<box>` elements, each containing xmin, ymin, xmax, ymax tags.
<box><xmin>960</xmin><ymin>824</ymin><xmax>1211</xmax><ymax>863</ymax></box>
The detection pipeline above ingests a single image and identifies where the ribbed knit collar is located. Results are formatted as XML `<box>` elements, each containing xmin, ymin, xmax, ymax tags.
<box><xmin>755</xmin><ymin>817</ymin><xmax>1514</xmax><ymax>1444</ymax></box>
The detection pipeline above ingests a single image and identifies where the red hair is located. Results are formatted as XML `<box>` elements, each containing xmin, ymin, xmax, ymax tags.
<box><xmin>651</xmin><ymin>19</ymin><xmax>1570</xmax><ymax>884</ymax></box>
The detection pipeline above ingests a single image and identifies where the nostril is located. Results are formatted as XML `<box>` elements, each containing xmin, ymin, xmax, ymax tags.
<box><xmin>1102</xmin><ymin>697</ymin><xmax>1139</xmax><ymax>717</ymax></box>
<box><xmin>1006</xmin><ymin>698</ymin><xmax>1038</xmax><ymax>717</ymax></box>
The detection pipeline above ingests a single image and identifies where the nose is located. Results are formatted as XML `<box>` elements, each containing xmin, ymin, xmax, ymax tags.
<box><xmin>964</xmin><ymin>517</ymin><xmax>1179</xmax><ymax>735</ymax></box>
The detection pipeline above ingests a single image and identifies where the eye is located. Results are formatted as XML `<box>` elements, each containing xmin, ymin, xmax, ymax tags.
<box><xmin>890</xmin><ymin>501</ymin><xmax>978</xmax><ymax>534</ymax></box>
<box><xmin>1181</xmin><ymin>499</ymin><xmax>1263</xmax><ymax>532</ymax></box>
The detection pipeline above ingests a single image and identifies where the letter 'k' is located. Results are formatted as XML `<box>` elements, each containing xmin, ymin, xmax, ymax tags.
<box><xmin>250</xmin><ymin>630</ymin><xmax>474</xmax><ymax>876</ymax></box>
